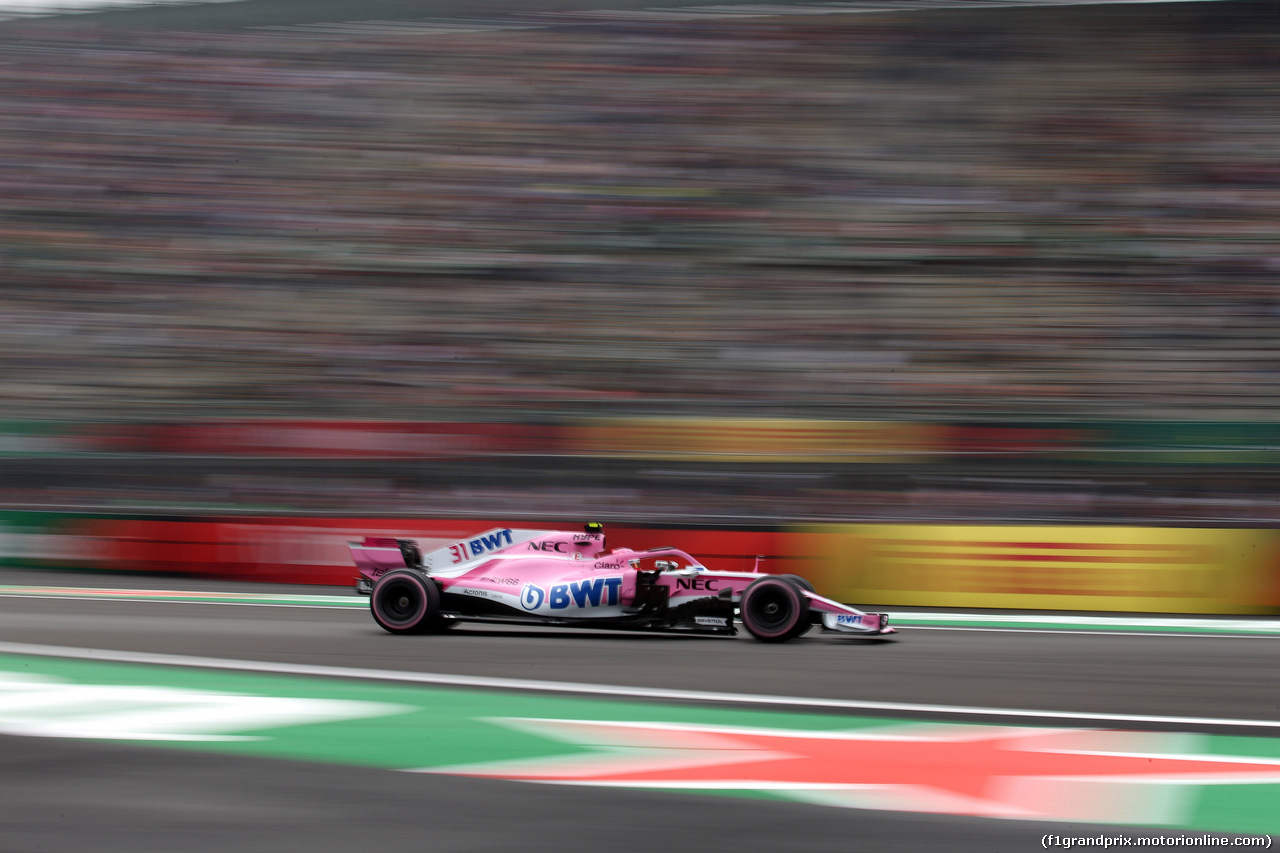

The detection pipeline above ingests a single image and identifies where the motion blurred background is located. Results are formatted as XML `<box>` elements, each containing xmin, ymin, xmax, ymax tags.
<box><xmin>0</xmin><ymin>0</ymin><xmax>1278</xmax><ymax>553</ymax></box>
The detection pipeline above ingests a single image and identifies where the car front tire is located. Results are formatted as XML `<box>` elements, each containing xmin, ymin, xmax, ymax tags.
<box><xmin>739</xmin><ymin>576</ymin><xmax>810</xmax><ymax>643</ymax></box>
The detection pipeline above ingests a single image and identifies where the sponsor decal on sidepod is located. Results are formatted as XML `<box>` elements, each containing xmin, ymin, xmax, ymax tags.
<box><xmin>520</xmin><ymin>584</ymin><xmax>545</xmax><ymax>611</ymax></box>
<box><xmin>520</xmin><ymin>578</ymin><xmax>623</xmax><ymax>611</ymax></box>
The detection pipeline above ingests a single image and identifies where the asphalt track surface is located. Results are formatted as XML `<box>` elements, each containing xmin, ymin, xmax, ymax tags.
<box><xmin>2</xmin><ymin>569</ymin><xmax>1278</xmax><ymax>852</ymax></box>
<box><xmin>5</xmin><ymin>574</ymin><xmax>1280</xmax><ymax>724</ymax></box>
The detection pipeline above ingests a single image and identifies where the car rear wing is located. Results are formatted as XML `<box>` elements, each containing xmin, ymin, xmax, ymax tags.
<box><xmin>349</xmin><ymin>528</ymin><xmax>550</xmax><ymax>583</ymax></box>
<box><xmin>349</xmin><ymin>537</ymin><xmax>421</xmax><ymax>590</ymax></box>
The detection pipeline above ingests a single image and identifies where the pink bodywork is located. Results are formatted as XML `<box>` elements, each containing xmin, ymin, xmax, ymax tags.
<box><xmin>350</xmin><ymin>527</ymin><xmax>894</xmax><ymax>635</ymax></box>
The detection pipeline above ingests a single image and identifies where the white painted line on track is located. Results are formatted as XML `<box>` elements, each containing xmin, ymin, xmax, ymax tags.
<box><xmin>902</xmin><ymin>625</ymin><xmax>1280</xmax><ymax>639</ymax></box>
<box><xmin>0</xmin><ymin>591</ymin><xmax>363</xmax><ymax>610</ymax></box>
<box><xmin>0</xmin><ymin>0</ymin><xmax>1230</xmax><ymax>27</ymax></box>
<box><xmin>6</xmin><ymin>587</ymin><xmax>1280</xmax><ymax>636</ymax></box>
<box><xmin>890</xmin><ymin>612</ymin><xmax>1280</xmax><ymax>632</ymax></box>
<box><xmin>0</xmin><ymin>640</ymin><xmax>1277</xmax><ymax>731</ymax></box>
<box><xmin>0</xmin><ymin>0</ymin><xmax>241</xmax><ymax>21</ymax></box>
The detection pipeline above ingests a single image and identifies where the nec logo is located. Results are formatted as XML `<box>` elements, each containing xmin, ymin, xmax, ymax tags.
<box><xmin>548</xmin><ymin>577</ymin><xmax>623</xmax><ymax>609</ymax></box>
<box><xmin>528</xmin><ymin>541</ymin><xmax>569</xmax><ymax>553</ymax></box>
<box><xmin>674</xmin><ymin>577</ymin><xmax>720</xmax><ymax>592</ymax></box>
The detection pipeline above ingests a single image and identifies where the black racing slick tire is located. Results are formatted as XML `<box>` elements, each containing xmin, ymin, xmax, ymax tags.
<box><xmin>739</xmin><ymin>576</ymin><xmax>810</xmax><ymax>643</ymax></box>
<box><xmin>777</xmin><ymin>574</ymin><xmax>815</xmax><ymax>593</ymax></box>
<box><xmin>775</xmin><ymin>575</ymin><xmax>816</xmax><ymax>637</ymax></box>
<box><xmin>371</xmin><ymin>570</ymin><xmax>441</xmax><ymax>635</ymax></box>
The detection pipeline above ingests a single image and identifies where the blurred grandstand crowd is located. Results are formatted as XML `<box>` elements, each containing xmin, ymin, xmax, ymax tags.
<box><xmin>0</xmin><ymin>4</ymin><xmax>1278</xmax><ymax>523</ymax></box>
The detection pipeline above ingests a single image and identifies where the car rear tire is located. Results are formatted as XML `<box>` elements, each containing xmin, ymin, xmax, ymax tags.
<box><xmin>371</xmin><ymin>570</ymin><xmax>441</xmax><ymax>635</ymax></box>
<box><xmin>739</xmin><ymin>576</ymin><xmax>810</xmax><ymax>643</ymax></box>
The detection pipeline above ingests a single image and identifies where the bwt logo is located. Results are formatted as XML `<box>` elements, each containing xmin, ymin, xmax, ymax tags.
<box><xmin>836</xmin><ymin>614</ymin><xmax>863</xmax><ymax>625</ymax></box>
<box><xmin>449</xmin><ymin>529</ymin><xmax>514</xmax><ymax>563</ymax></box>
<box><xmin>520</xmin><ymin>584</ymin><xmax>545</xmax><ymax>611</ymax></box>
<box><xmin>548</xmin><ymin>577</ymin><xmax>623</xmax><ymax>610</ymax></box>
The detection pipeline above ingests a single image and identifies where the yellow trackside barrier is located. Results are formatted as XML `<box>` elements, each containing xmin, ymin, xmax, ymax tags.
<box><xmin>788</xmin><ymin>524</ymin><xmax>1280</xmax><ymax>614</ymax></box>
<box><xmin>567</xmin><ymin>418</ymin><xmax>947</xmax><ymax>462</ymax></box>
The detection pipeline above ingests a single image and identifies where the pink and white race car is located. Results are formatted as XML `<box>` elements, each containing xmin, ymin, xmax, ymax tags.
<box><xmin>349</xmin><ymin>523</ymin><xmax>895</xmax><ymax>643</ymax></box>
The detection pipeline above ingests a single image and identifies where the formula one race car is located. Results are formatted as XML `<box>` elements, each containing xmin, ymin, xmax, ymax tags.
<box><xmin>349</xmin><ymin>523</ymin><xmax>895</xmax><ymax>643</ymax></box>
